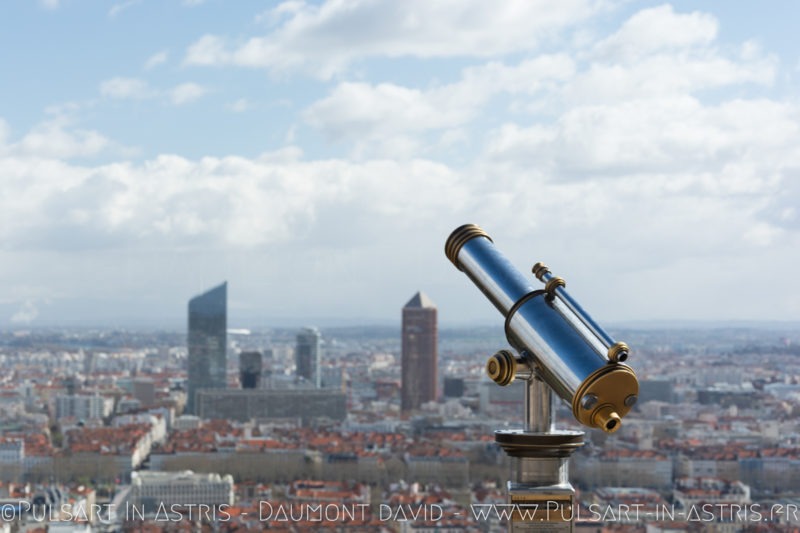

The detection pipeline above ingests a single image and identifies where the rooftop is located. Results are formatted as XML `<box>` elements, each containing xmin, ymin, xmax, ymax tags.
<box><xmin>404</xmin><ymin>291</ymin><xmax>436</xmax><ymax>309</ymax></box>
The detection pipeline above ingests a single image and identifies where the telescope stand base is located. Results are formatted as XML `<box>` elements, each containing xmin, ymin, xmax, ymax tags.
<box><xmin>496</xmin><ymin>430</ymin><xmax>584</xmax><ymax>533</ymax></box>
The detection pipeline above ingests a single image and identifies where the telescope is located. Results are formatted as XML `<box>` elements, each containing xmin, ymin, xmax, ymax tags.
<box><xmin>446</xmin><ymin>224</ymin><xmax>640</xmax><ymax>531</ymax></box>
<box><xmin>445</xmin><ymin>223</ymin><xmax>638</xmax><ymax>433</ymax></box>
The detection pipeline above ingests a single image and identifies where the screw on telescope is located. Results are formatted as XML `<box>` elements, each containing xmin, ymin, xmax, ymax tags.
<box><xmin>531</xmin><ymin>262</ymin><xmax>550</xmax><ymax>281</ymax></box>
<box><xmin>580</xmin><ymin>394</ymin><xmax>598</xmax><ymax>410</ymax></box>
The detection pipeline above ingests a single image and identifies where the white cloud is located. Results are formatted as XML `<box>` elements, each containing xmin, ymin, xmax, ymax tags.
<box><xmin>100</xmin><ymin>77</ymin><xmax>154</xmax><ymax>99</ymax></box>
<box><xmin>255</xmin><ymin>1</ymin><xmax>305</xmax><ymax>26</ymax></box>
<box><xmin>300</xmin><ymin>1</ymin><xmax>775</xmax><ymax>154</ymax></box>
<box><xmin>39</xmin><ymin>0</ymin><xmax>60</xmax><ymax>10</ymax></box>
<box><xmin>485</xmin><ymin>97</ymin><xmax>800</xmax><ymax>177</ymax></box>
<box><xmin>170</xmin><ymin>82</ymin><xmax>207</xmax><ymax>105</ymax></box>
<box><xmin>460</xmin><ymin>55</ymin><xmax>576</xmax><ymax>94</ymax></box>
<box><xmin>303</xmin><ymin>55</ymin><xmax>575</xmax><ymax>150</ymax></box>
<box><xmin>144</xmin><ymin>50</ymin><xmax>168</xmax><ymax>70</ymax></box>
<box><xmin>743</xmin><ymin>222</ymin><xmax>783</xmax><ymax>246</ymax></box>
<box><xmin>305</xmin><ymin>82</ymin><xmax>470</xmax><ymax>138</ymax></box>
<box><xmin>184</xmin><ymin>0</ymin><xmax>604</xmax><ymax>77</ymax></box>
<box><xmin>566</xmin><ymin>51</ymin><xmax>776</xmax><ymax>106</ymax></box>
<box><xmin>470</xmin><ymin>90</ymin><xmax>800</xmax><ymax>310</ymax></box>
<box><xmin>227</xmin><ymin>98</ymin><xmax>250</xmax><ymax>112</ymax></box>
<box><xmin>1</xmin><ymin>103</ymin><xmax>799</xmax><ymax>321</ymax></box>
<box><xmin>566</xmin><ymin>6</ymin><xmax>776</xmax><ymax>105</ymax></box>
<box><xmin>100</xmin><ymin>77</ymin><xmax>210</xmax><ymax>106</ymax></box>
<box><xmin>5</xmin><ymin>3</ymin><xmax>800</xmax><ymax>323</ymax></box>
<box><xmin>109</xmin><ymin>0</ymin><xmax>142</xmax><ymax>18</ymax></box>
<box><xmin>298</xmin><ymin>1</ymin><xmax>777</xmax><ymax>162</ymax></box>
<box><xmin>10</xmin><ymin>300</ymin><xmax>39</xmax><ymax>324</ymax></box>
<box><xmin>185</xmin><ymin>35</ymin><xmax>229</xmax><ymax>66</ymax></box>
<box><xmin>1</xmin><ymin>118</ymin><xmax>111</xmax><ymax>159</ymax></box>
<box><xmin>593</xmin><ymin>4</ymin><xmax>718</xmax><ymax>61</ymax></box>
<box><xmin>0</xmin><ymin>147</ymin><xmax>469</xmax><ymax>252</ymax></box>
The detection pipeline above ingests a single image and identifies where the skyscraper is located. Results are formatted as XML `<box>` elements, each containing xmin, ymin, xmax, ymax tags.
<box><xmin>187</xmin><ymin>282</ymin><xmax>227</xmax><ymax>414</ymax></box>
<box><xmin>401</xmin><ymin>291</ymin><xmax>438</xmax><ymax>412</ymax></box>
<box><xmin>296</xmin><ymin>327</ymin><xmax>321</xmax><ymax>388</ymax></box>
<box><xmin>239</xmin><ymin>351</ymin><xmax>263</xmax><ymax>389</ymax></box>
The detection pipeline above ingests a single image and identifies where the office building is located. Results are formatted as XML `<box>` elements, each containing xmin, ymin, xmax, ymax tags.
<box><xmin>132</xmin><ymin>378</ymin><xmax>156</xmax><ymax>407</ymax></box>
<box><xmin>128</xmin><ymin>471</ymin><xmax>234</xmax><ymax>510</ymax></box>
<box><xmin>55</xmin><ymin>394</ymin><xmax>114</xmax><ymax>421</ymax></box>
<box><xmin>639</xmin><ymin>379</ymin><xmax>675</xmax><ymax>405</ymax></box>
<box><xmin>239</xmin><ymin>351</ymin><xmax>263</xmax><ymax>389</ymax></box>
<box><xmin>401</xmin><ymin>291</ymin><xmax>438</xmax><ymax>412</ymax></box>
<box><xmin>195</xmin><ymin>389</ymin><xmax>347</xmax><ymax>425</ymax></box>
<box><xmin>0</xmin><ymin>438</ymin><xmax>24</xmax><ymax>463</ymax></box>
<box><xmin>83</xmin><ymin>351</ymin><xmax>96</xmax><ymax>375</ymax></box>
<box><xmin>186</xmin><ymin>282</ymin><xmax>227</xmax><ymax>414</ymax></box>
<box><xmin>296</xmin><ymin>327</ymin><xmax>321</xmax><ymax>388</ymax></box>
<box><xmin>321</xmin><ymin>366</ymin><xmax>344</xmax><ymax>390</ymax></box>
<box><xmin>443</xmin><ymin>377</ymin><xmax>465</xmax><ymax>398</ymax></box>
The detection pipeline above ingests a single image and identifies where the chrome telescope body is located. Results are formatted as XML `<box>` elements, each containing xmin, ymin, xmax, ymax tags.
<box><xmin>446</xmin><ymin>224</ymin><xmax>638</xmax><ymax>433</ymax></box>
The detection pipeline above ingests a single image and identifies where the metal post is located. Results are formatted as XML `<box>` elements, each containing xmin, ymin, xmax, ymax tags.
<box><xmin>494</xmin><ymin>373</ymin><xmax>583</xmax><ymax>532</ymax></box>
<box><xmin>525</xmin><ymin>376</ymin><xmax>554</xmax><ymax>433</ymax></box>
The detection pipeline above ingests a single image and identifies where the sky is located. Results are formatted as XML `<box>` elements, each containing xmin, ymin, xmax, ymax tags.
<box><xmin>1</xmin><ymin>0</ymin><xmax>799</xmax><ymax>328</ymax></box>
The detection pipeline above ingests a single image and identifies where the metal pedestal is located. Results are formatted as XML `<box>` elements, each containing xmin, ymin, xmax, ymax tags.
<box><xmin>496</xmin><ymin>377</ymin><xmax>584</xmax><ymax>532</ymax></box>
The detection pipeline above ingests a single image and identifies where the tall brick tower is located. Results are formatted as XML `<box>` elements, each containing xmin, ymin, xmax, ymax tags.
<box><xmin>401</xmin><ymin>291</ymin><xmax>438</xmax><ymax>412</ymax></box>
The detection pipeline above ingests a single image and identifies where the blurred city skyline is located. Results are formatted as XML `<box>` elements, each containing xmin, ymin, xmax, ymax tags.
<box><xmin>2</xmin><ymin>1</ymin><xmax>799</xmax><ymax>327</ymax></box>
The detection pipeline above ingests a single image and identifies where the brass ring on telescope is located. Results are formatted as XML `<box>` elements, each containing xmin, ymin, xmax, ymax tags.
<box><xmin>445</xmin><ymin>224</ymin><xmax>492</xmax><ymax>270</ymax></box>
<box><xmin>607</xmin><ymin>342</ymin><xmax>630</xmax><ymax>363</ymax></box>
<box><xmin>544</xmin><ymin>276</ymin><xmax>566</xmax><ymax>297</ymax></box>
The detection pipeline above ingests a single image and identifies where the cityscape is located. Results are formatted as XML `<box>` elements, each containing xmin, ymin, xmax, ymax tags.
<box><xmin>0</xmin><ymin>281</ymin><xmax>799</xmax><ymax>531</ymax></box>
<box><xmin>3</xmin><ymin>1</ymin><xmax>800</xmax><ymax>532</ymax></box>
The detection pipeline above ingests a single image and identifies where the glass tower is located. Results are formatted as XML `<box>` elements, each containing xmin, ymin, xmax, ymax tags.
<box><xmin>239</xmin><ymin>351</ymin><xmax>263</xmax><ymax>389</ymax></box>
<box><xmin>187</xmin><ymin>282</ymin><xmax>227</xmax><ymax>414</ymax></box>
<box><xmin>296</xmin><ymin>327</ymin><xmax>321</xmax><ymax>388</ymax></box>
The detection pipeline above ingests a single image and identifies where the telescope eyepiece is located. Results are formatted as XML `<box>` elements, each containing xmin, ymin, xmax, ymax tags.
<box><xmin>592</xmin><ymin>406</ymin><xmax>622</xmax><ymax>434</ymax></box>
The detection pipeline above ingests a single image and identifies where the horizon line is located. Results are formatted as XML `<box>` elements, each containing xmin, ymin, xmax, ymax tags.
<box><xmin>3</xmin><ymin>318</ymin><xmax>800</xmax><ymax>332</ymax></box>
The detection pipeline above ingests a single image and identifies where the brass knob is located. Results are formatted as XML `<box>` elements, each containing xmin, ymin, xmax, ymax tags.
<box><xmin>486</xmin><ymin>350</ymin><xmax>517</xmax><ymax>386</ymax></box>
<box><xmin>592</xmin><ymin>405</ymin><xmax>622</xmax><ymax>433</ymax></box>
<box><xmin>607</xmin><ymin>342</ymin><xmax>629</xmax><ymax>363</ymax></box>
